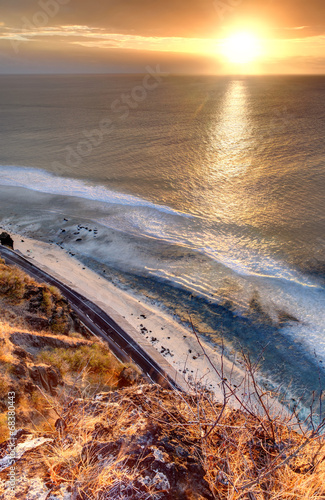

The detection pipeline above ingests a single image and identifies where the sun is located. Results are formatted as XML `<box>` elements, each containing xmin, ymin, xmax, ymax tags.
<box><xmin>221</xmin><ymin>32</ymin><xmax>262</xmax><ymax>65</ymax></box>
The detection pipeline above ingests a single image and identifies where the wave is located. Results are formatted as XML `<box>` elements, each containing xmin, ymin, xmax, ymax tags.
<box><xmin>0</xmin><ymin>165</ymin><xmax>321</xmax><ymax>292</ymax></box>
<box><xmin>0</xmin><ymin>165</ymin><xmax>192</xmax><ymax>219</ymax></box>
<box><xmin>0</xmin><ymin>165</ymin><xmax>325</xmax><ymax>366</ymax></box>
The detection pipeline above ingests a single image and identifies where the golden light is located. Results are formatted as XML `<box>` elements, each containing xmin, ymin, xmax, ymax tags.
<box><xmin>221</xmin><ymin>32</ymin><xmax>262</xmax><ymax>65</ymax></box>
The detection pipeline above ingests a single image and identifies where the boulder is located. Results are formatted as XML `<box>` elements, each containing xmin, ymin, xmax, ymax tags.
<box><xmin>118</xmin><ymin>366</ymin><xmax>142</xmax><ymax>388</ymax></box>
<box><xmin>13</xmin><ymin>346</ymin><xmax>33</xmax><ymax>361</ymax></box>
<box><xmin>11</xmin><ymin>362</ymin><xmax>27</xmax><ymax>379</ymax></box>
<box><xmin>0</xmin><ymin>232</ymin><xmax>13</xmax><ymax>249</ymax></box>
<box><xmin>29</xmin><ymin>364</ymin><xmax>63</xmax><ymax>394</ymax></box>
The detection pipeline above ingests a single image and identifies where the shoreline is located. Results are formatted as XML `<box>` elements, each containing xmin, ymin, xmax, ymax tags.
<box><xmin>0</xmin><ymin>226</ymin><xmax>248</xmax><ymax>402</ymax></box>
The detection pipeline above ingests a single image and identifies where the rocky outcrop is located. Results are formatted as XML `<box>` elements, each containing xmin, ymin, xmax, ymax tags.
<box><xmin>80</xmin><ymin>429</ymin><xmax>214</xmax><ymax>500</ymax></box>
<box><xmin>29</xmin><ymin>364</ymin><xmax>63</xmax><ymax>395</ymax></box>
<box><xmin>23</xmin><ymin>284</ymin><xmax>84</xmax><ymax>335</ymax></box>
<box><xmin>0</xmin><ymin>383</ymin><xmax>324</xmax><ymax>500</ymax></box>
<box><xmin>9</xmin><ymin>331</ymin><xmax>91</xmax><ymax>354</ymax></box>
<box><xmin>0</xmin><ymin>385</ymin><xmax>215</xmax><ymax>500</ymax></box>
<box><xmin>25</xmin><ymin>314</ymin><xmax>50</xmax><ymax>331</ymax></box>
<box><xmin>0</xmin><ymin>232</ymin><xmax>13</xmax><ymax>249</ymax></box>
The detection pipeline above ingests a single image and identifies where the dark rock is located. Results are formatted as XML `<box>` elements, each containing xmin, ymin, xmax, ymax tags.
<box><xmin>278</xmin><ymin>311</ymin><xmax>299</xmax><ymax>326</ymax></box>
<box><xmin>25</xmin><ymin>314</ymin><xmax>50</xmax><ymax>331</ymax></box>
<box><xmin>11</xmin><ymin>362</ymin><xmax>27</xmax><ymax>379</ymax></box>
<box><xmin>29</xmin><ymin>364</ymin><xmax>63</xmax><ymax>394</ymax></box>
<box><xmin>24</xmin><ymin>381</ymin><xmax>37</xmax><ymax>393</ymax></box>
<box><xmin>118</xmin><ymin>366</ymin><xmax>141</xmax><ymax>387</ymax></box>
<box><xmin>0</xmin><ymin>231</ymin><xmax>14</xmax><ymax>249</ymax></box>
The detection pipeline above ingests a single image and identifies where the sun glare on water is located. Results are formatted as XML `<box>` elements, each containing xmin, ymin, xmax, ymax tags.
<box><xmin>221</xmin><ymin>32</ymin><xmax>262</xmax><ymax>65</ymax></box>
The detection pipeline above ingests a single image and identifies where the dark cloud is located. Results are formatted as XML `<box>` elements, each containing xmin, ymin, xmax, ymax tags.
<box><xmin>0</xmin><ymin>37</ymin><xmax>217</xmax><ymax>74</ymax></box>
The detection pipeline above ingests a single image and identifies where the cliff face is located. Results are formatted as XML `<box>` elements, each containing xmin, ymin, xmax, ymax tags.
<box><xmin>0</xmin><ymin>261</ymin><xmax>324</xmax><ymax>500</ymax></box>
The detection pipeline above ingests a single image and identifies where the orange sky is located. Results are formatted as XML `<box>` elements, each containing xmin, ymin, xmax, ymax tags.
<box><xmin>0</xmin><ymin>0</ymin><xmax>324</xmax><ymax>74</ymax></box>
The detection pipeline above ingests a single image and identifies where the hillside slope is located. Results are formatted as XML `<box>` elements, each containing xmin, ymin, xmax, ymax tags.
<box><xmin>0</xmin><ymin>260</ymin><xmax>324</xmax><ymax>499</ymax></box>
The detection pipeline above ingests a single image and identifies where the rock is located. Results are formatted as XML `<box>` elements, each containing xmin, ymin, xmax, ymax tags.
<box><xmin>152</xmin><ymin>471</ymin><xmax>170</xmax><ymax>491</ymax></box>
<box><xmin>10</xmin><ymin>331</ymin><xmax>90</xmax><ymax>354</ymax></box>
<box><xmin>13</xmin><ymin>346</ymin><xmax>33</xmax><ymax>361</ymax></box>
<box><xmin>118</xmin><ymin>366</ymin><xmax>141</xmax><ymax>387</ymax></box>
<box><xmin>29</xmin><ymin>364</ymin><xmax>63</xmax><ymax>394</ymax></box>
<box><xmin>24</xmin><ymin>380</ymin><xmax>38</xmax><ymax>393</ymax></box>
<box><xmin>11</xmin><ymin>362</ymin><xmax>27</xmax><ymax>379</ymax></box>
<box><xmin>25</xmin><ymin>315</ymin><xmax>50</xmax><ymax>331</ymax></box>
<box><xmin>0</xmin><ymin>232</ymin><xmax>13</xmax><ymax>249</ymax></box>
<box><xmin>25</xmin><ymin>477</ymin><xmax>50</xmax><ymax>500</ymax></box>
<box><xmin>48</xmin><ymin>484</ymin><xmax>72</xmax><ymax>499</ymax></box>
<box><xmin>0</xmin><ymin>435</ymin><xmax>53</xmax><ymax>472</ymax></box>
<box><xmin>278</xmin><ymin>311</ymin><xmax>299</xmax><ymax>326</ymax></box>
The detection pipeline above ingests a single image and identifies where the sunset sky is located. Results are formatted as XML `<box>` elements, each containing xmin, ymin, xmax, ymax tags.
<box><xmin>0</xmin><ymin>0</ymin><xmax>324</xmax><ymax>74</ymax></box>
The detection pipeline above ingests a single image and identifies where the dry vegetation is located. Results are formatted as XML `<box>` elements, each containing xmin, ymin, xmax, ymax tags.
<box><xmin>0</xmin><ymin>259</ymin><xmax>324</xmax><ymax>499</ymax></box>
<box><xmin>1</xmin><ymin>383</ymin><xmax>324</xmax><ymax>499</ymax></box>
<box><xmin>0</xmin><ymin>259</ymin><xmax>140</xmax><ymax>442</ymax></box>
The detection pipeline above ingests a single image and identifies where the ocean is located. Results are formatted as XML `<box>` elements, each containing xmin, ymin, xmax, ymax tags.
<box><xmin>0</xmin><ymin>74</ymin><xmax>324</xmax><ymax>410</ymax></box>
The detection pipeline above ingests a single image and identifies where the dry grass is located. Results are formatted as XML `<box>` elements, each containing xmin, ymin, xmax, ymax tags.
<box><xmin>0</xmin><ymin>261</ymin><xmax>324</xmax><ymax>498</ymax></box>
<box><xmin>0</xmin><ymin>261</ymin><xmax>129</xmax><ymax>443</ymax></box>
<box><xmin>36</xmin><ymin>343</ymin><xmax>131</xmax><ymax>394</ymax></box>
<box><xmin>23</xmin><ymin>383</ymin><xmax>325</xmax><ymax>500</ymax></box>
<box><xmin>0</xmin><ymin>258</ymin><xmax>37</xmax><ymax>302</ymax></box>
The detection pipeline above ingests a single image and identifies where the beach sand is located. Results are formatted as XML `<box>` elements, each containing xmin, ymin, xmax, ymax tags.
<box><xmin>0</xmin><ymin>224</ymin><xmax>250</xmax><ymax>402</ymax></box>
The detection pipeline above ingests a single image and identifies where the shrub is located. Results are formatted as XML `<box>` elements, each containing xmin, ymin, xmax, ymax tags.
<box><xmin>38</xmin><ymin>344</ymin><xmax>118</xmax><ymax>375</ymax></box>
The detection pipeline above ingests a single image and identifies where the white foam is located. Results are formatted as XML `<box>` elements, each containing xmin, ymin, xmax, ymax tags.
<box><xmin>1</xmin><ymin>167</ymin><xmax>325</xmax><ymax>362</ymax></box>
<box><xmin>0</xmin><ymin>165</ymin><xmax>191</xmax><ymax>218</ymax></box>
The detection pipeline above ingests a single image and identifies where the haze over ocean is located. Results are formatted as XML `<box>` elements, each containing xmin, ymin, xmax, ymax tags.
<box><xmin>0</xmin><ymin>74</ymin><xmax>324</xmax><ymax>407</ymax></box>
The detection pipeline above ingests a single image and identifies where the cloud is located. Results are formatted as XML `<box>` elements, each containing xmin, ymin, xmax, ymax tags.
<box><xmin>0</xmin><ymin>0</ymin><xmax>324</xmax><ymax>73</ymax></box>
<box><xmin>1</xmin><ymin>0</ymin><xmax>325</xmax><ymax>38</ymax></box>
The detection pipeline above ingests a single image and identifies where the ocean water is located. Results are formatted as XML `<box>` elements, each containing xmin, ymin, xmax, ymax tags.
<box><xmin>0</xmin><ymin>74</ymin><xmax>324</xmax><ymax>408</ymax></box>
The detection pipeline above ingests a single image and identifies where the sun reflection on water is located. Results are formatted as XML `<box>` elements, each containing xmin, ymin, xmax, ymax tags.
<box><xmin>208</xmin><ymin>80</ymin><xmax>253</xmax><ymax>180</ymax></box>
<box><xmin>197</xmin><ymin>80</ymin><xmax>256</xmax><ymax>224</ymax></box>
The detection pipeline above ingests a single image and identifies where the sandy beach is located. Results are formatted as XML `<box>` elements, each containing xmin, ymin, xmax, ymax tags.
<box><xmin>0</xmin><ymin>223</ymin><xmax>250</xmax><ymax>403</ymax></box>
